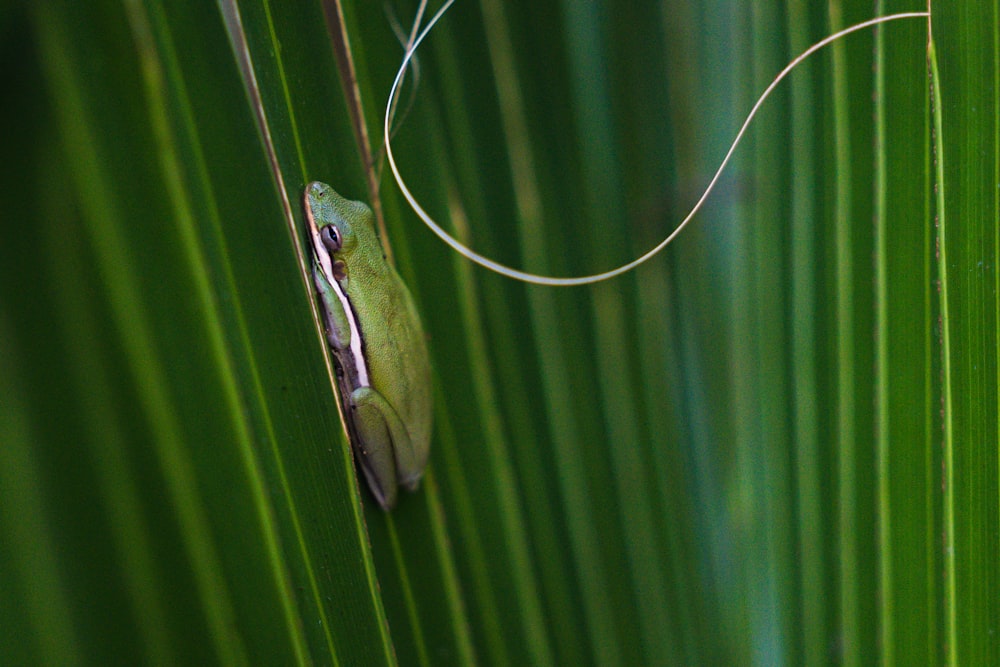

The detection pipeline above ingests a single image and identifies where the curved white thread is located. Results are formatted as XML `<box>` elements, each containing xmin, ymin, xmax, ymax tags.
<box><xmin>385</xmin><ymin>6</ymin><xmax>930</xmax><ymax>287</ymax></box>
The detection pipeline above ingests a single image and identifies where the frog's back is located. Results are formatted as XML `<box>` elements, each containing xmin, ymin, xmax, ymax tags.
<box><xmin>349</xmin><ymin>258</ymin><xmax>432</xmax><ymax>485</ymax></box>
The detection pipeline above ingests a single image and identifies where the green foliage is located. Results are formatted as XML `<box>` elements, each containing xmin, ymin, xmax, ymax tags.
<box><xmin>0</xmin><ymin>0</ymin><xmax>996</xmax><ymax>664</ymax></box>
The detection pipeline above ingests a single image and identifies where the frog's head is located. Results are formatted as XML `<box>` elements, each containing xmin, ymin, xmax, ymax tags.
<box><xmin>304</xmin><ymin>181</ymin><xmax>377</xmax><ymax>261</ymax></box>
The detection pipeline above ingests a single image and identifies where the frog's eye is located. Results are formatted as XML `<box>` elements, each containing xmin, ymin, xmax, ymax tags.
<box><xmin>320</xmin><ymin>224</ymin><xmax>343</xmax><ymax>252</ymax></box>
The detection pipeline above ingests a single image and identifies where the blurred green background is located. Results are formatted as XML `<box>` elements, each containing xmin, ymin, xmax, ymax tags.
<box><xmin>1</xmin><ymin>0</ymin><xmax>996</xmax><ymax>664</ymax></box>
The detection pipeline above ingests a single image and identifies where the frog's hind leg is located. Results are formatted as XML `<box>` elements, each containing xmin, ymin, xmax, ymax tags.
<box><xmin>349</xmin><ymin>387</ymin><xmax>413</xmax><ymax>509</ymax></box>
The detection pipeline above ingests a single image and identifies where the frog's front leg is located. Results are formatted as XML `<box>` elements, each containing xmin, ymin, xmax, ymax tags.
<box><xmin>312</xmin><ymin>265</ymin><xmax>351</xmax><ymax>351</ymax></box>
<box><xmin>349</xmin><ymin>386</ymin><xmax>422</xmax><ymax>509</ymax></box>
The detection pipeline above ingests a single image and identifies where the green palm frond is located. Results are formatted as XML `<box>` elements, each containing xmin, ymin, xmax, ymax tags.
<box><xmin>1</xmin><ymin>0</ymin><xmax>996</xmax><ymax>663</ymax></box>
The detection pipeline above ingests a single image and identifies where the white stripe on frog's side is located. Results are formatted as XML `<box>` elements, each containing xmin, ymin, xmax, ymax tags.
<box><xmin>305</xmin><ymin>200</ymin><xmax>371</xmax><ymax>389</ymax></box>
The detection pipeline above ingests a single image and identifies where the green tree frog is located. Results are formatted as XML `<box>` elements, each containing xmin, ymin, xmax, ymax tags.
<box><xmin>303</xmin><ymin>181</ymin><xmax>432</xmax><ymax>510</ymax></box>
